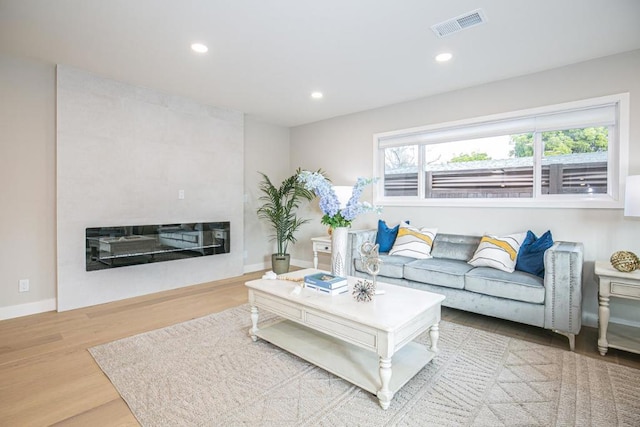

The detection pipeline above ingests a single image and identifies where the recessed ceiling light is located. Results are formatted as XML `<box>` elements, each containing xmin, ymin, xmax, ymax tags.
<box><xmin>311</xmin><ymin>91</ymin><xmax>323</xmax><ymax>99</ymax></box>
<box><xmin>191</xmin><ymin>43</ymin><xmax>208</xmax><ymax>53</ymax></box>
<box><xmin>435</xmin><ymin>52</ymin><xmax>453</xmax><ymax>62</ymax></box>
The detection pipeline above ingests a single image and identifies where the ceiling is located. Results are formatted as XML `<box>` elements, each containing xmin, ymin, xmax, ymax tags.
<box><xmin>1</xmin><ymin>0</ymin><xmax>639</xmax><ymax>127</ymax></box>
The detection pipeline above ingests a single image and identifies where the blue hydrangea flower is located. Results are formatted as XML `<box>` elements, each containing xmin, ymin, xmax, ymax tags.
<box><xmin>298</xmin><ymin>171</ymin><xmax>380</xmax><ymax>228</ymax></box>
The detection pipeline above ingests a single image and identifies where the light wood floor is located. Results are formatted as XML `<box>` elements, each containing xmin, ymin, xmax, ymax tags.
<box><xmin>1</xmin><ymin>271</ymin><xmax>639</xmax><ymax>426</ymax></box>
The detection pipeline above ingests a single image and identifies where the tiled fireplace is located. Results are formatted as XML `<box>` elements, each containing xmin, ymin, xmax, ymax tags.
<box><xmin>57</xmin><ymin>66</ymin><xmax>243</xmax><ymax>312</ymax></box>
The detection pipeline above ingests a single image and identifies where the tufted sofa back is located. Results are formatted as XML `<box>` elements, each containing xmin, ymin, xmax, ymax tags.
<box><xmin>430</xmin><ymin>233</ymin><xmax>481</xmax><ymax>261</ymax></box>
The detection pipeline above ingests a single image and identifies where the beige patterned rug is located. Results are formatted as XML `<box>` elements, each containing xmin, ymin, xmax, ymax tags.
<box><xmin>89</xmin><ymin>304</ymin><xmax>640</xmax><ymax>426</ymax></box>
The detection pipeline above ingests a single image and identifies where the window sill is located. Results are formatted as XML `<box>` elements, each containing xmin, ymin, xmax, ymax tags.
<box><xmin>375</xmin><ymin>195</ymin><xmax>623</xmax><ymax>209</ymax></box>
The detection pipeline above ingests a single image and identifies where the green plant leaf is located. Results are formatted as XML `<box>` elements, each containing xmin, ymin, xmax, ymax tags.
<box><xmin>256</xmin><ymin>168</ymin><xmax>316</xmax><ymax>255</ymax></box>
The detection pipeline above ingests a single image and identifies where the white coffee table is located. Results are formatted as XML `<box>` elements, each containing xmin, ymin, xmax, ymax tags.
<box><xmin>245</xmin><ymin>268</ymin><xmax>445</xmax><ymax>409</ymax></box>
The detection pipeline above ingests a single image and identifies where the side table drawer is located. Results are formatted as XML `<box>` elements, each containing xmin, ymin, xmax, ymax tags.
<box><xmin>611</xmin><ymin>282</ymin><xmax>640</xmax><ymax>298</ymax></box>
<box><xmin>313</xmin><ymin>243</ymin><xmax>331</xmax><ymax>252</ymax></box>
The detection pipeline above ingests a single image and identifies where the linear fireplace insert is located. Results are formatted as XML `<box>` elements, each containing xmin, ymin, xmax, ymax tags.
<box><xmin>86</xmin><ymin>222</ymin><xmax>230</xmax><ymax>271</ymax></box>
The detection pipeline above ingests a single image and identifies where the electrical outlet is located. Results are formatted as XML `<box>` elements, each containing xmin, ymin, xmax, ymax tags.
<box><xmin>178</xmin><ymin>189</ymin><xmax>185</xmax><ymax>200</ymax></box>
<box><xmin>19</xmin><ymin>279</ymin><xmax>29</xmax><ymax>292</ymax></box>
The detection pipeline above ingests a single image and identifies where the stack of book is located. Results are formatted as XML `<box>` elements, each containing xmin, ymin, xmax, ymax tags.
<box><xmin>304</xmin><ymin>273</ymin><xmax>348</xmax><ymax>295</ymax></box>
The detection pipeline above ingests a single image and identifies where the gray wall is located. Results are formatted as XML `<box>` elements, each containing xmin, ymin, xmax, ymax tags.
<box><xmin>243</xmin><ymin>119</ymin><xmax>291</xmax><ymax>271</ymax></box>
<box><xmin>0</xmin><ymin>55</ymin><xmax>57</xmax><ymax>317</ymax></box>
<box><xmin>290</xmin><ymin>49</ymin><xmax>640</xmax><ymax>328</ymax></box>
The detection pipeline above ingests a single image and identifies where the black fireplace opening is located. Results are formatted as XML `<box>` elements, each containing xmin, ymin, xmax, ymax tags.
<box><xmin>85</xmin><ymin>222</ymin><xmax>230</xmax><ymax>271</ymax></box>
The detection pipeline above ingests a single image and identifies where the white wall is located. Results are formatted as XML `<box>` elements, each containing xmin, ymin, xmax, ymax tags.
<box><xmin>243</xmin><ymin>119</ymin><xmax>291</xmax><ymax>271</ymax></box>
<box><xmin>56</xmin><ymin>66</ymin><xmax>244</xmax><ymax>311</ymax></box>
<box><xmin>0</xmin><ymin>55</ymin><xmax>293</xmax><ymax>319</ymax></box>
<box><xmin>0</xmin><ymin>55</ymin><xmax>57</xmax><ymax>319</ymax></box>
<box><xmin>290</xmin><ymin>49</ymin><xmax>640</xmax><ymax>328</ymax></box>
<box><xmin>2</xmin><ymin>48</ymin><xmax>638</xmax><ymax>324</ymax></box>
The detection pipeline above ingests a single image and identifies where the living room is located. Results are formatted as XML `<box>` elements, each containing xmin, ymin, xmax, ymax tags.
<box><xmin>1</xmin><ymin>1</ymin><xmax>640</xmax><ymax>425</ymax></box>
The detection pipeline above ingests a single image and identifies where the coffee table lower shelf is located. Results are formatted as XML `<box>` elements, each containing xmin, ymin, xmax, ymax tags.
<box><xmin>256</xmin><ymin>319</ymin><xmax>434</xmax><ymax>398</ymax></box>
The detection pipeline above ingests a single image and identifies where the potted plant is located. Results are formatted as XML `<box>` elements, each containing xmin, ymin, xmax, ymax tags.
<box><xmin>257</xmin><ymin>168</ymin><xmax>316</xmax><ymax>274</ymax></box>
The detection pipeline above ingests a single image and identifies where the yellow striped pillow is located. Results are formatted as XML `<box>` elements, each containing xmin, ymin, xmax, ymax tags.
<box><xmin>389</xmin><ymin>222</ymin><xmax>438</xmax><ymax>259</ymax></box>
<box><xmin>468</xmin><ymin>232</ymin><xmax>527</xmax><ymax>272</ymax></box>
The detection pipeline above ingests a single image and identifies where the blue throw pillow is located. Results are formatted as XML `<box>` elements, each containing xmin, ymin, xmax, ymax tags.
<box><xmin>516</xmin><ymin>230</ymin><xmax>554</xmax><ymax>277</ymax></box>
<box><xmin>375</xmin><ymin>220</ymin><xmax>408</xmax><ymax>252</ymax></box>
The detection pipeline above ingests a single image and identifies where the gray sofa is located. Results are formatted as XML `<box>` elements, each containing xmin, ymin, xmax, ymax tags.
<box><xmin>346</xmin><ymin>230</ymin><xmax>584</xmax><ymax>350</ymax></box>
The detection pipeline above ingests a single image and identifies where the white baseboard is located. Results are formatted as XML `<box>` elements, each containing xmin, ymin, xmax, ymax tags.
<box><xmin>292</xmin><ymin>259</ymin><xmax>332</xmax><ymax>271</ymax></box>
<box><xmin>583</xmin><ymin>311</ymin><xmax>640</xmax><ymax>329</ymax></box>
<box><xmin>0</xmin><ymin>298</ymin><xmax>57</xmax><ymax>321</ymax></box>
<box><xmin>583</xmin><ymin>312</ymin><xmax>598</xmax><ymax>328</ymax></box>
<box><xmin>244</xmin><ymin>259</ymin><xmax>317</xmax><ymax>274</ymax></box>
<box><xmin>243</xmin><ymin>262</ymin><xmax>268</xmax><ymax>274</ymax></box>
<box><xmin>291</xmin><ymin>258</ymin><xmax>313</xmax><ymax>269</ymax></box>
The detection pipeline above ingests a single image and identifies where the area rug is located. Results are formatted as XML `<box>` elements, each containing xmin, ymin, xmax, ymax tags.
<box><xmin>89</xmin><ymin>304</ymin><xmax>640</xmax><ymax>426</ymax></box>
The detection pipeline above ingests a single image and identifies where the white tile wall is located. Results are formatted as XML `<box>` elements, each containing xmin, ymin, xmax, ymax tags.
<box><xmin>56</xmin><ymin>66</ymin><xmax>244</xmax><ymax>311</ymax></box>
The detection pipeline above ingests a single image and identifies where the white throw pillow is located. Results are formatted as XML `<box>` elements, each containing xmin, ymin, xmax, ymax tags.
<box><xmin>389</xmin><ymin>222</ymin><xmax>437</xmax><ymax>259</ymax></box>
<box><xmin>468</xmin><ymin>232</ymin><xmax>527</xmax><ymax>273</ymax></box>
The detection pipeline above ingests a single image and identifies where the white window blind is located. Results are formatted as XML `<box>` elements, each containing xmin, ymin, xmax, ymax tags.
<box><xmin>534</xmin><ymin>104</ymin><xmax>616</xmax><ymax>132</ymax></box>
<box><xmin>378</xmin><ymin>103</ymin><xmax>617</xmax><ymax>149</ymax></box>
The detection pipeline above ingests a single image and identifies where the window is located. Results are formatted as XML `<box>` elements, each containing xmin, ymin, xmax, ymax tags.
<box><xmin>374</xmin><ymin>94</ymin><xmax>629</xmax><ymax>208</ymax></box>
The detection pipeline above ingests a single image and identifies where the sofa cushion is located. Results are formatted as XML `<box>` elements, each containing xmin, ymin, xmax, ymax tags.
<box><xmin>375</xmin><ymin>220</ymin><xmax>407</xmax><ymax>252</ymax></box>
<box><xmin>431</xmin><ymin>233</ymin><xmax>481</xmax><ymax>261</ymax></box>
<box><xmin>468</xmin><ymin>232</ymin><xmax>527</xmax><ymax>273</ymax></box>
<box><xmin>355</xmin><ymin>254</ymin><xmax>414</xmax><ymax>279</ymax></box>
<box><xmin>404</xmin><ymin>258</ymin><xmax>474</xmax><ymax>290</ymax></box>
<box><xmin>389</xmin><ymin>222</ymin><xmax>437</xmax><ymax>259</ymax></box>
<box><xmin>465</xmin><ymin>267</ymin><xmax>545</xmax><ymax>304</ymax></box>
<box><xmin>516</xmin><ymin>230</ymin><xmax>554</xmax><ymax>277</ymax></box>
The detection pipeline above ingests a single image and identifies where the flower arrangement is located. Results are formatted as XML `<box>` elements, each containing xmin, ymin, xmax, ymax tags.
<box><xmin>297</xmin><ymin>171</ymin><xmax>380</xmax><ymax>228</ymax></box>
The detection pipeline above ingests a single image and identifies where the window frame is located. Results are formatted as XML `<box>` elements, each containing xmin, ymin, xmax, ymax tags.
<box><xmin>373</xmin><ymin>93</ymin><xmax>630</xmax><ymax>209</ymax></box>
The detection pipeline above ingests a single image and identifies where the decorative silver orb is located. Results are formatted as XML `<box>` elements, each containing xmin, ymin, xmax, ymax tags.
<box><xmin>352</xmin><ymin>279</ymin><xmax>375</xmax><ymax>302</ymax></box>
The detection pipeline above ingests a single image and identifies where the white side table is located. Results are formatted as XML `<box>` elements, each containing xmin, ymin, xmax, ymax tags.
<box><xmin>594</xmin><ymin>260</ymin><xmax>640</xmax><ymax>356</ymax></box>
<box><xmin>311</xmin><ymin>236</ymin><xmax>331</xmax><ymax>269</ymax></box>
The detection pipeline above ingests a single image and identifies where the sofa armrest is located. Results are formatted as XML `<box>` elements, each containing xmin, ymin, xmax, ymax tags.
<box><xmin>346</xmin><ymin>229</ymin><xmax>377</xmax><ymax>276</ymax></box>
<box><xmin>543</xmin><ymin>241</ymin><xmax>584</xmax><ymax>337</ymax></box>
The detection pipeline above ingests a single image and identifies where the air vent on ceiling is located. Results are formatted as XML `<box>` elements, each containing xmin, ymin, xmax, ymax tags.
<box><xmin>431</xmin><ymin>9</ymin><xmax>487</xmax><ymax>38</ymax></box>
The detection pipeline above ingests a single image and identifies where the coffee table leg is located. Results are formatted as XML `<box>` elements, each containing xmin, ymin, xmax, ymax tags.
<box><xmin>250</xmin><ymin>305</ymin><xmax>259</xmax><ymax>342</ymax></box>
<box><xmin>429</xmin><ymin>323</ymin><xmax>440</xmax><ymax>353</ymax></box>
<box><xmin>377</xmin><ymin>357</ymin><xmax>393</xmax><ymax>410</ymax></box>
